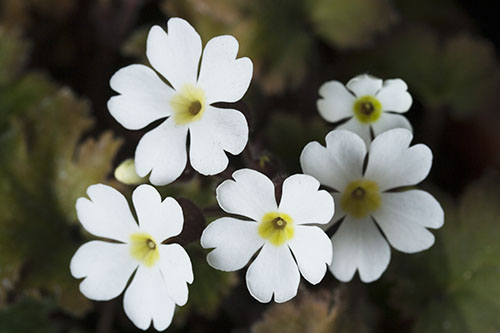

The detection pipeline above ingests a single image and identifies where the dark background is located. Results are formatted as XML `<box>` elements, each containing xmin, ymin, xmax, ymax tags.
<box><xmin>0</xmin><ymin>0</ymin><xmax>499</xmax><ymax>332</ymax></box>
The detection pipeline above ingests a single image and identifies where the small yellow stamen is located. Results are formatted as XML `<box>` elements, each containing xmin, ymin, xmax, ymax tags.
<box><xmin>353</xmin><ymin>96</ymin><xmax>382</xmax><ymax>124</ymax></box>
<box><xmin>340</xmin><ymin>179</ymin><xmax>382</xmax><ymax>219</ymax></box>
<box><xmin>170</xmin><ymin>84</ymin><xmax>206</xmax><ymax>125</ymax></box>
<box><xmin>130</xmin><ymin>232</ymin><xmax>160</xmax><ymax>267</ymax></box>
<box><xmin>258</xmin><ymin>212</ymin><xmax>294</xmax><ymax>246</ymax></box>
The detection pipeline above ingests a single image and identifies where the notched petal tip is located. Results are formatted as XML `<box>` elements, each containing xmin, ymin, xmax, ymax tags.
<box><xmin>75</xmin><ymin>196</ymin><xmax>90</xmax><ymax>215</ymax></box>
<box><xmin>197</xmin><ymin>35</ymin><xmax>253</xmax><ymax>104</ymax></box>
<box><xmin>375</xmin><ymin>127</ymin><xmax>413</xmax><ymax>143</ymax></box>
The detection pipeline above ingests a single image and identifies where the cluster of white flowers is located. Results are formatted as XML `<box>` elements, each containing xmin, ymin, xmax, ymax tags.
<box><xmin>70</xmin><ymin>17</ymin><xmax>443</xmax><ymax>331</ymax></box>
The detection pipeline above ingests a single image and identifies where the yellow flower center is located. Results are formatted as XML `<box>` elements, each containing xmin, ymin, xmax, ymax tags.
<box><xmin>258</xmin><ymin>212</ymin><xmax>294</xmax><ymax>246</ymax></box>
<box><xmin>170</xmin><ymin>84</ymin><xmax>206</xmax><ymax>125</ymax></box>
<box><xmin>353</xmin><ymin>95</ymin><xmax>382</xmax><ymax>124</ymax></box>
<box><xmin>340</xmin><ymin>179</ymin><xmax>382</xmax><ymax>219</ymax></box>
<box><xmin>130</xmin><ymin>232</ymin><xmax>160</xmax><ymax>267</ymax></box>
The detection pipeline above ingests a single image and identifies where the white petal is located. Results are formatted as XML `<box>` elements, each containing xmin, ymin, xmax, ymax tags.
<box><xmin>189</xmin><ymin>106</ymin><xmax>248</xmax><ymax>176</ymax></box>
<box><xmin>132</xmin><ymin>185</ymin><xmax>183</xmax><ymax>242</ymax></box>
<box><xmin>246</xmin><ymin>243</ymin><xmax>300</xmax><ymax>303</ymax></box>
<box><xmin>158</xmin><ymin>244</ymin><xmax>193</xmax><ymax>306</ymax></box>
<box><xmin>376</xmin><ymin>79</ymin><xmax>412</xmax><ymax>113</ymax></box>
<box><xmin>288</xmin><ymin>226</ymin><xmax>332</xmax><ymax>284</ymax></box>
<box><xmin>318</xmin><ymin>192</ymin><xmax>347</xmax><ymax>233</ymax></box>
<box><xmin>135</xmin><ymin>117</ymin><xmax>188</xmax><ymax>186</ymax></box>
<box><xmin>336</xmin><ymin>117</ymin><xmax>372</xmax><ymax>147</ymax></box>
<box><xmin>123</xmin><ymin>265</ymin><xmax>176</xmax><ymax>331</ymax></box>
<box><xmin>216</xmin><ymin>169</ymin><xmax>278</xmax><ymax>221</ymax></box>
<box><xmin>372</xmin><ymin>190</ymin><xmax>444</xmax><ymax>253</ymax></box>
<box><xmin>364</xmin><ymin>128</ymin><xmax>432</xmax><ymax>191</ymax></box>
<box><xmin>197</xmin><ymin>35</ymin><xmax>253</xmax><ymax>104</ymax></box>
<box><xmin>317</xmin><ymin>81</ymin><xmax>355</xmax><ymax>122</ymax></box>
<box><xmin>323</xmin><ymin>130</ymin><xmax>367</xmax><ymax>179</ymax></box>
<box><xmin>332</xmin><ymin>191</ymin><xmax>347</xmax><ymax>216</ymax></box>
<box><xmin>108</xmin><ymin>64</ymin><xmax>173</xmax><ymax>130</ymax></box>
<box><xmin>278</xmin><ymin>174</ymin><xmax>334</xmax><ymax>225</ymax></box>
<box><xmin>300</xmin><ymin>142</ymin><xmax>337</xmax><ymax>190</ymax></box>
<box><xmin>300</xmin><ymin>130</ymin><xmax>365</xmax><ymax>191</ymax></box>
<box><xmin>201</xmin><ymin>217</ymin><xmax>264</xmax><ymax>271</ymax></box>
<box><xmin>76</xmin><ymin>184</ymin><xmax>138</xmax><ymax>242</ymax></box>
<box><xmin>146</xmin><ymin>18</ymin><xmax>201</xmax><ymax>90</ymax></box>
<box><xmin>371</xmin><ymin>112</ymin><xmax>413</xmax><ymax>138</ymax></box>
<box><xmin>70</xmin><ymin>241</ymin><xmax>137</xmax><ymax>301</ymax></box>
<box><xmin>330</xmin><ymin>216</ymin><xmax>390</xmax><ymax>283</ymax></box>
<box><xmin>346</xmin><ymin>74</ymin><xmax>383</xmax><ymax>97</ymax></box>
<box><xmin>324</xmin><ymin>192</ymin><xmax>347</xmax><ymax>229</ymax></box>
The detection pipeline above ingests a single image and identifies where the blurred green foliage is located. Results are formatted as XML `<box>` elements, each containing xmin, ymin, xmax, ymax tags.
<box><xmin>252</xmin><ymin>292</ymin><xmax>338</xmax><ymax>333</ymax></box>
<box><xmin>342</xmin><ymin>27</ymin><xmax>500</xmax><ymax>119</ymax></box>
<box><xmin>0</xmin><ymin>0</ymin><xmax>77</xmax><ymax>28</ymax></box>
<box><xmin>417</xmin><ymin>176</ymin><xmax>500</xmax><ymax>332</ymax></box>
<box><xmin>0</xmin><ymin>297</ymin><xmax>58</xmax><ymax>333</ymax></box>
<box><xmin>0</xmin><ymin>25</ymin><xmax>121</xmax><ymax>319</ymax></box>
<box><xmin>252</xmin><ymin>286</ymin><xmax>377</xmax><ymax>333</ymax></box>
<box><xmin>0</xmin><ymin>28</ymin><xmax>29</xmax><ymax>86</ymax></box>
<box><xmin>307</xmin><ymin>0</ymin><xmax>398</xmax><ymax>49</ymax></box>
<box><xmin>390</xmin><ymin>175</ymin><xmax>500</xmax><ymax>332</ymax></box>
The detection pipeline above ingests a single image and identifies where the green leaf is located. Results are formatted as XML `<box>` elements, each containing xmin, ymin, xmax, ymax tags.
<box><xmin>419</xmin><ymin>175</ymin><xmax>500</xmax><ymax>332</ymax></box>
<box><xmin>390</xmin><ymin>175</ymin><xmax>500</xmax><ymax>332</ymax></box>
<box><xmin>0</xmin><ymin>72</ymin><xmax>57</xmax><ymax>132</ymax></box>
<box><xmin>239</xmin><ymin>0</ymin><xmax>313</xmax><ymax>93</ymax></box>
<box><xmin>307</xmin><ymin>0</ymin><xmax>398</xmax><ymax>49</ymax></box>
<box><xmin>54</xmin><ymin>130</ymin><xmax>123</xmax><ymax>221</ymax></box>
<box><xmin>0</xmin><ymin>87</ymin><xmax>121</xmax><ymax>316</ymax></box>
<box><xmin>19</xmin><ymin>88</ymin><xmax>122</xmax><ymax>221</ymax></box>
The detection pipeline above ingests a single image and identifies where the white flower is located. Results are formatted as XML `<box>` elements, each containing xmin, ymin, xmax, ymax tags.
<box><xmin>300</xmin><ymin>128</ymin><xmax>444</xmax><ymax>283</ymax></box>
<box><xmin>200</xmin><ymin>169</ymin><xmax>334</xmax><ymax>303</ymax></box>
<box><xmin>317</xmin><ymin>74</ymin><xmax>413</xmax><ymax>146</ymax></box>
<box><xmin>108</xmin><ymin>17</ymin><xmax>253</xmax><ymax>185</ymax></box>
<box><xmin>70</xmin><ymin>184</ymin><xmax>193</xmax><ymax>331</ymax></box>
